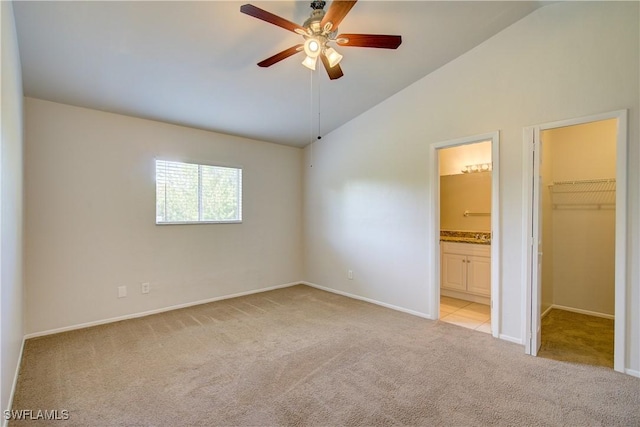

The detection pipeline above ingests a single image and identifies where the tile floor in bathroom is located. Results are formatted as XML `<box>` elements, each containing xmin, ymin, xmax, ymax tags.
<box><xmin>440</xmin><ymin>296</ymin><xmax>491</xmax><ymax>334</ymax></box>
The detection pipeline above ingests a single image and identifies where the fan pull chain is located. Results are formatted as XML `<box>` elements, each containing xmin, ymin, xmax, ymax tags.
<box><xmin>317</xmin><ymin>73</ymin><xmax>321</xmax><ymax>141</ymax></box>
<box><xmin>309</xmin><ymin>68</ymin><xmax>314</xmax><ymax>167</ymax></box>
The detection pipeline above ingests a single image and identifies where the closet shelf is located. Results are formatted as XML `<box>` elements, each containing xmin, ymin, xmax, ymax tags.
<box><xmin>548</xmin><ymin>178</ymin><xmax>616</xmax><ymax>209</ymax></box>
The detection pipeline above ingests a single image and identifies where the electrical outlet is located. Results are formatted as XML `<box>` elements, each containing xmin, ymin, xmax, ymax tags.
<box><xmin>141</xmin><ymin>282</ymin><xmax>150</xmax><ymax>294</ymax></box>
<box><xmin>348</xmin><ymin>270</ymin><xmax>353</xmax><ymax>280</ymax></box>
<box><xmin>118</xmin><ymin>286</ymin><xmax>127</xmax><ymax>298</ymax></box>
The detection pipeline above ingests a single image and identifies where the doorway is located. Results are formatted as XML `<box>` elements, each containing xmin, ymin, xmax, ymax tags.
<box><xmin>523</xmin><ymin>110</ymin><xmax>627</xmax><ymax>373</ymax></box>
<box><xmin>428</xmin><ymin>132</ymin><xmax>500</xmax><ymax>338</ymax></box>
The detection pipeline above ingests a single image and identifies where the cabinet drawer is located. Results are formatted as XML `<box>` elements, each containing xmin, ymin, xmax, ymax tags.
<box><xmin>441</xmin><ymin>241</ymin><xmax>490</xmax><ymax>257</ymax></box>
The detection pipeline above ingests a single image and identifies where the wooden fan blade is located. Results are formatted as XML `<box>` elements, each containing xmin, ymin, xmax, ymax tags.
<box><xmin>336</xmin><ymin>34</ymin><xmax>402</xmax><ymax>49</ymax></box>
<box><xmin>320</xmin><ymin>0</ymin><xmax>357</xmax><ymax>30</ymax></box>
<box><xmin>240</xmin><ymin>4</ymin><xmax>305</xmax><ymax>33</ymax></box>
<box><xmin>257</xmin><ymin>44</ymin><xmax>303</xmax><ymax>67</ymax></box>
<box><xmin>320</xmin><ymin>54</ymin><xmax>344</xmax><ymax>80</ymax></box>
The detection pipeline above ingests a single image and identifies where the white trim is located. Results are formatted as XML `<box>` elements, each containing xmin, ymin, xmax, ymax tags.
<box><xmin>522</xmin><ymin>109</ymin><xmax>628</xmax><ymax>374</ymax></box>
<box><xmin>301</xmin><ymin>282</ymin><xmax>434</xmax><ymax>320</ymax></box>
<box><xmin>3</xmin><ymin>337</ymin><xmax>26</xmax><ymax>427</ymax></box>
<box><xmin>428</xmin><ymin>131</ymin><xmax>501</xmax><ymax>339</ymax></box>
<box><xmin>531</xmin><ymin>126</ymin><xmax>543</xmax><ymax>356</ymax></box>
<box><xmin>551</xmin><ymin>304</ymin><xmax>615</xmax><ymax>320</ymax></box>
<box><xmin>24</xmin><ymin>282</ymin><xmax>301</xmax><ymax>339</ymax></box>
<box><xmin>625</xmin><ymin>369</ymin><xmax>640</xmax><ymax>379</ymax></box>
<box><xmin>613</xmin><ymin>111</ymin><xmax>628</xmax><ymax>373</ymax></box>
<box><xmin>427</xmin><ymin>144</ymin><xmax>441</xmax><ymax>320</ymax></box>
<box><xmin>156</xmin><ymin>220</ymin><xmax>242</xmax><ymax>226</ymax></box>
<box><xmin>499</xmin><ymin>334</ymin><xmax>523</xmax><ymax>345</ymax></box>
<box><xmin>541</xmin><ymin>305</ymin><xmax>553</xmax><ymax>319</ymax></box>
<box><xmin>522</xmin><ymin>127</ymin><xmax>535</xmax><ymax>354</ymax></box>
<box><xmin>490</xmin><ymin>134</ymin><xmax>500</xmax><ymax>338</ymax></box>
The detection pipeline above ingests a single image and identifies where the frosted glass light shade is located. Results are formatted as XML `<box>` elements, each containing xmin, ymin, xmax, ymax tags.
<box><xmin>302</xmin><ymin>55</ymin><xmax>317</xmax><ymax>70</ymax></box>
<box><xmin>325</xmin><ymin>47</ymin><xmax>343</xmax><ymax>68</ymax></box>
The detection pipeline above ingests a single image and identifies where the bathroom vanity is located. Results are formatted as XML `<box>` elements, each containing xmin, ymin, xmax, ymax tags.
<box><xmin>440</xmin><ymin>231</ymin><xmax>491</xmax><ymax>304</ymax></box>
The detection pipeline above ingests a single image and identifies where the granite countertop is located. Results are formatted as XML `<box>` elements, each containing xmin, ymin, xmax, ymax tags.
<box><xmin>440</xmin><ymin>230</ymin><xmax>491</xmax><ymax>245</ymax></box>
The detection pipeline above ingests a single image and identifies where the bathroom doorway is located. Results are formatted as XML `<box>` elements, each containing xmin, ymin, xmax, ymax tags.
<box><xmin>523</xmin><ymin>110</ymin><xmax>627</xmax><ymax>373</ymax></box>
<box><xmin>428</xmin><ymin>132</ymin><xmax>500</xmax><ymax>338</ymax></box>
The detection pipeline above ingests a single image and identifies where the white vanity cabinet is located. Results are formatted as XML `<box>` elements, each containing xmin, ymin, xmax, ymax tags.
<box><xmin>440</xmin><ymin>242</ymin><xmax>491</xmax><ymax>301</ymax></box>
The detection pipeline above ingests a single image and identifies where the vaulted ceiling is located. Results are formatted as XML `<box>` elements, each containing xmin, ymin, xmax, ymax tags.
<box><xmin>13</xmin><ymin>1</ymin><xmax>547</xmax><ymax>147</ymax></box>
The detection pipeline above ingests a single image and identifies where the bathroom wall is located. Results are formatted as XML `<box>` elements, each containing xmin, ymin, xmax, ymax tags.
<box><xmin>439</xmin><ymin>142</ymin><xmax>492</xmax><ymax>231</ymax></box>
<box><xmin>440</xmin><ymin>172</ymin><xmax>492</xmax><ymax>231</ymax></box>
<box><xmin>541</xmin><ymin>119</ymin><xmax>617</xmax><ymax>316</ymax></box>
<box><xmin>438</xmin><ymin>141</ymin><xmax>491</xmax><ymax>176</ymax></box>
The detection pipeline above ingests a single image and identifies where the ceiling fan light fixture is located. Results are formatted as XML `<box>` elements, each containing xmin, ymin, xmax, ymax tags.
<box><xmin>303</xmin><ymin>38</ymin><xmax>321</xmax><ymax>58</ymax></box>
<box><xmin>241</xmin><ymin>1</ymin><xmax>402</xmax><ymax>80</ymax></box>
<box><xmin>324</xmin><ymin>47</ymin><xmax>343</xmax><ymax>68</ymax></box>
<box><xmin>302</xmin><ymin>55</ymin><xmax>317</xmax><ymax>70</ymax></box>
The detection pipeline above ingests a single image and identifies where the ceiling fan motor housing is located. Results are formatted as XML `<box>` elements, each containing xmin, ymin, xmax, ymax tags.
<box><xmin>303</xmin><ymin>9</ymin><xmax>326</xmax><ymax>34</ymax></box>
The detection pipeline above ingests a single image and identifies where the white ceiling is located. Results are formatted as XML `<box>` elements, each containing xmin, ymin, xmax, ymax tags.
<box><xmin>13</xmin><ymin>1</ymin><xmax>547</xmax><ymax>148</ymax></box>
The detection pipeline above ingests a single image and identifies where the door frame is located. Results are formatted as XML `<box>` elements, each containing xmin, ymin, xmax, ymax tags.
<box><xmin>522</xmin><ymin>110</ymin><xmax>627</xmax><ymax>373</ymax></box>
<box><xmin>428</xmin><ymin>131</ymin><xmax>501</xmax><ymax>337</ymax></box>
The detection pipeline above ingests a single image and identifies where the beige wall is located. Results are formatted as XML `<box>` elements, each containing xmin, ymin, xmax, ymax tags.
<box><xmin>541</xmin><ymin>119</ymin><xmax>617</xmax><ymax>316</ymax></box>
<box><xmin>440</xmin><ymin>172</ymin><xmax>491</xmax><ymax>231</ymax></box>
<box><xmin>303</xmin><ymin>1</ymin><xmax>639</xmax><ymax>370</ymax></box>
<box><xmin>24</xmin><ymin>98</ymin><xmax>303</xmax><ymax>334</ymax></box>
<box><xmin>547</xmin><ymin>120</ymin><xmax>617</xmax><ymax>182</ymax></box>
<box><xmin>1</xmin><ymin>1</ymin><xmax>25</xmax><ymax>414</ymax></box>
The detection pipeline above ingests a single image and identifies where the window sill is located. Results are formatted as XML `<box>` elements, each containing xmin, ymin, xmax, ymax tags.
<box><xmin>156</xmin><ymin>220</ymin><xmax>242</xmax><ymax>225</ymax></box>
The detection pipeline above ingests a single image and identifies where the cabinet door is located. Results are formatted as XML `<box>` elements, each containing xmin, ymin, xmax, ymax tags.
<box><xmin>467</xmin><ymin>255</ymin><xmax>491</xmax><ymax>296</ymax></box>
<box><xmin>441</xmin><ymin>253</ymin><xmax>467</xmax><ymax>291</ymax></box>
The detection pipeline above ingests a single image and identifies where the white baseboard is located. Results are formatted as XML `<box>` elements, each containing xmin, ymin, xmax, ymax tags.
<box><xmin>625</xmin><ymin>368</ymin><xmax>640</xmax><ymax>378</ymax></box>
<box><xmin>18</xmin><ymin>281</ymin><xmax>633</xmax><ymax>383</ymax></box>
<box><xmin>551</xmin><ymin>304</ymin><xmax>614</xmax><ymax>320</ymax></box>
<box><xmin>499</xmin><ymin>334</ymin><xmax>523</xmax><ymax>345</ymax></box>
<box><xmin>301</xmin><ymin>281</ymin><xmax>434</xmax><ymax>320</ymax></box>
<box><xmin>541</xmin><ymin>305</ymin><xmax>554</xmax><ymax>319</ymax></box>
<box><xmin>3</xmin><ymin>336</ymin><xmax>26</xmax><ymax>427</ymax></box>
<box><xmin>24</xmin><ymin>282</ymin><xmax>302</xmax><ymax>339</ymax></box>
<box><xmin>304</xmin><ymin>283</ymin><xmax>527</xmax><ymax>346</ymax></box>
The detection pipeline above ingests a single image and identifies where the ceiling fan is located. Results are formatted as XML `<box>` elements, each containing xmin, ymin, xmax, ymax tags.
<box><xmin>240</xmin><ymin>0</ymin><xmax>402</xmax><ymax>80</ymax></box>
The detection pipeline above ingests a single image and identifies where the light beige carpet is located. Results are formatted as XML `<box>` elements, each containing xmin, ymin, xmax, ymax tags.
<box><xmin>538</xmin><ymin>308</ymin><xmax>614</xmax><ymax>368</ymax></box>
<box><xmin>11</xmin><ymin>285</ymin><xmax>640</xmax><ymax>426</ymax></box>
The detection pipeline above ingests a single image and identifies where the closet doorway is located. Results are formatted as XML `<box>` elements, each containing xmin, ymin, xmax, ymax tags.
<box><xmin>523</xmin><ymin>110</ymin><xmax>627</xmax><ymax>373</ymax></box>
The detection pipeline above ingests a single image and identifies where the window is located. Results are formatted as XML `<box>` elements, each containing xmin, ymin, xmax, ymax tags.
<box><xmin>155</xmin><ymin>160</ymin><xmax>242</xmax><ymax>224</ymax></box>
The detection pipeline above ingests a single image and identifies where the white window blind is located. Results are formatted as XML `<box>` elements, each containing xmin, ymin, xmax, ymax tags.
<box><xmin>156</xmin><ymin>160</ymin><xmax>242</xmax><ymax>224</ymax></box>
